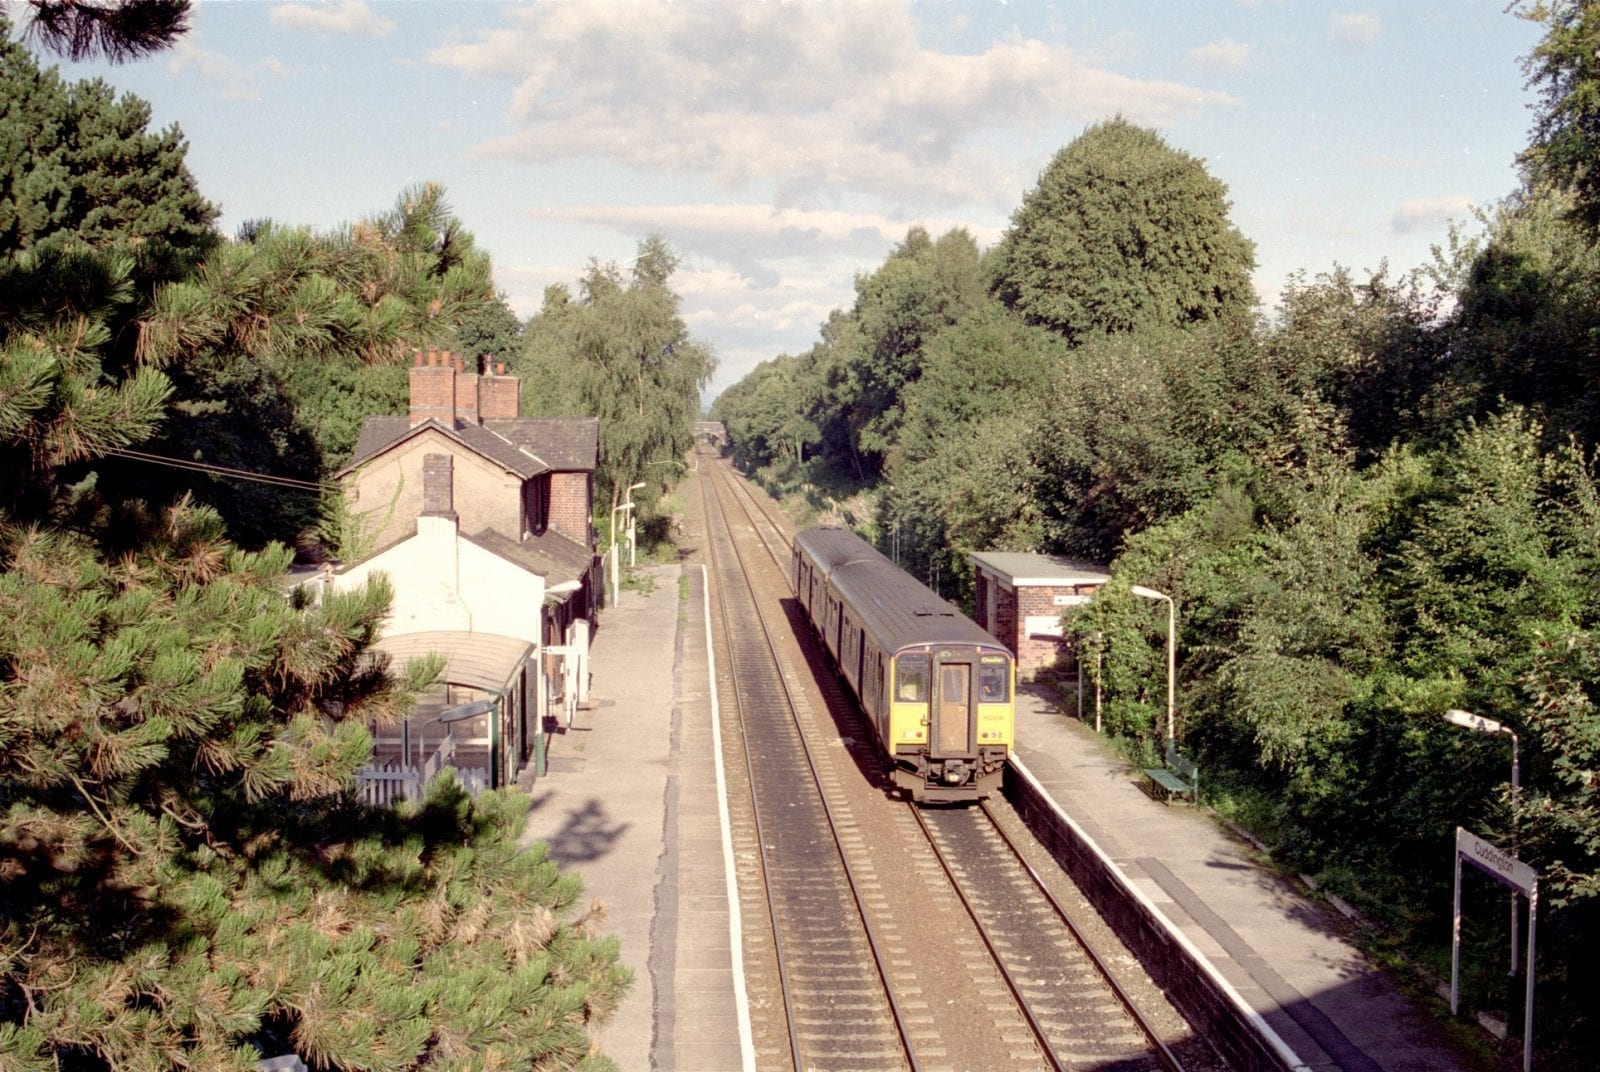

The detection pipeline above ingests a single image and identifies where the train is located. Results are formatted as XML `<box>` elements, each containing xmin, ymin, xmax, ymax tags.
<box><xmin>791</xmin><ymin>526</ymin><xmax>1015</xmax><ymax>803</ymax></box>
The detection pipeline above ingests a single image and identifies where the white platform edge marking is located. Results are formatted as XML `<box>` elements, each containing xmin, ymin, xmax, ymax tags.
<box><xmin>1010</xmin><ymin>754</ymin><xmax>1313</xmax><ymax>1072</ymax></box>
<box><xmin>703</xmin><ymin>564</ymin><xmax>757</xmax><ymax>1070</ymax></box>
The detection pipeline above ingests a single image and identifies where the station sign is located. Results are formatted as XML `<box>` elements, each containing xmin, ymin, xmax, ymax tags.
<box><xmin>1456</xmin><ymin>826</ymin><xmax>1537</xmax><ymax>896</ymax></box>
<box><xmin>1451</xmin><ymin>826</ymin><xmax>1539</xmax><ymax>1071</ymax></box>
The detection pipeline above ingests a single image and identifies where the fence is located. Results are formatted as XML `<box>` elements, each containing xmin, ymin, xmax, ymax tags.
<box><xmin>355</xmin><ymin>731</ymin><xmax>490</xmax><ymax>807</ymax></box>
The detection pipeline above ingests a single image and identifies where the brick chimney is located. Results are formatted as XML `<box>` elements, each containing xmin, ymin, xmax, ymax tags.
<box><xmin>408</xmin><ymin>349</ymin><xmax>519</xmax><ymax>426</ymax></box>
<box><xmin>478</xmin><ymin>360</ymin><xmax>521</xmax><ymax>421</ymax></box>
<box><xmin>453</xmin><ymin>353</ymin><xmax>479</xmax><ymax>425</ymax></box>
<box><xmin>421</xmin><ymin>453</ymin><xmax>455</xmax><ymax>517</ymax></box>
<box><xmin>408</xmin><ymin>349</ymin><xmax>456</xmax><ymax>427</ymax></box>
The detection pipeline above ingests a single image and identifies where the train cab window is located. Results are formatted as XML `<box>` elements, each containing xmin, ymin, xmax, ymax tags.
<box><xmin>978</xmin><ymin>664</ymin><xmax>1010</xmax><ymax>703</ymax></box>
<box><xmin>895</xmin><ymin>654</ymin><xmax>929</xmax><ymax>703</ymax></box>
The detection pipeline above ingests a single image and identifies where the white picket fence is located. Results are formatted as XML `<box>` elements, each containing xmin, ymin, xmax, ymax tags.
<box><xmin>355</xmin><ymin>731</ymin><xmax>490</xmax><ymax>807</ymax></box>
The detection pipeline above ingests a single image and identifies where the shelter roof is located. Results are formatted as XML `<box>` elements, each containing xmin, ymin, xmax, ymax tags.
<box><xmin>370</xmin><ymin>630</ymin><xmax>532</xmax><ymax>692</ymax></box>
<box><xmin>969</xmin><ymin>551</ymin><xmax>1110</xmax><ymax>588</ymax></box>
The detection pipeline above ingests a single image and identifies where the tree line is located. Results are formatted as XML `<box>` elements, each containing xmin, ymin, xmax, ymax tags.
<box><xmin>0</xmin><ymin>4</ymin><xmax>715</xmax><ymax>1066</ymax></box>
<box><xmin>712</xmin><ymin>7</ymin><xmax>1600</xmax><ymax>1063</ymax></box>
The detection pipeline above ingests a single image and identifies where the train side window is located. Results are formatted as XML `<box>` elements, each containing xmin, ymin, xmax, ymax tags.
<box><xmin>978</xmin><ymin>664</ymin><xmax>1009</xmax><ymax>703</ymax></box>
<box><xmin>896</xmin><ymin>654</ymin><xmax>928</xmax><ymax>703</ymax></box>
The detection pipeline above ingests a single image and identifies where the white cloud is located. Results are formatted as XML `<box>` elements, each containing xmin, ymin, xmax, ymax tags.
<box><xmin>270</xmin><ymin>1</ymin><xmax>395</xmax><ymax>38</ymax></box>
<box><xmin>167</xmin><ymin>40</ymin><xmax>290</xmax><ymax>102</ymax></box>
<box><xmin>1188</xmin><ymin>38</ymin><xmax>1251</xmax><ymax>73</ymax></box>
<box><xmin>1331</xmin><ymin>13</ymin><xmax>1381</xmax><ymax>46</ymax></box>
<box><xmin>428</xmin><ymin>2</ymin><xmax>1233</xmax><ymax>213</ymax></box>
<box><xmin>496</xmin><ymin>252</ymin><xmax>846</xmax><ymax>396</ymax></box>
<box><xmin>1390</xmin><ymin>195</ymin><xmax>1473</xmax><ymax>235</ymax></box>
<box><xmin>531</xmin><ymin>203</ymin><xmax>1000</xmax><ymax>286</ymax></box>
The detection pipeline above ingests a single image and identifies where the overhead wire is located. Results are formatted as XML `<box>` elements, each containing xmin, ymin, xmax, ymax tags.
<box><xmin>99</xmin><ymin>446</ymin><xmax>336</xmax><ymax>492</ymax></box>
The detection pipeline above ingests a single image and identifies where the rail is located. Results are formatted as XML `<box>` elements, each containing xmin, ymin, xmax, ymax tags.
<box><xmin>701</xmin><ymin>460</ymin><xmax>918</xmax><ymax>1072</ymax></box>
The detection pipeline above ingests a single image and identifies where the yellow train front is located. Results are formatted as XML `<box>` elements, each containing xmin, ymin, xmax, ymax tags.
<box><xmin>792</xmin><ymin>526</ymin><xmax>1014</xmax><ymax>803</ymax></box>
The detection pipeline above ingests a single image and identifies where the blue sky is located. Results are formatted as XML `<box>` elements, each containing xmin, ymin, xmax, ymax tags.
<box><xmin>44</xmin><ymin>1</ymin><xmax>1546</xmax><ymax>401</ymax></box>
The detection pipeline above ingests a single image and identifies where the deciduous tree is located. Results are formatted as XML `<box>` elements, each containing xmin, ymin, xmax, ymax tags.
<box><xmin>519</xmin><ymin>236</ymin><xmax>715</xmax><ymax>508</ymax></box>
<box><xmin>989</xmin><ymin>118</ymin><xmax>1256</xmax><ymax>343</ymax></box>
<box><xmin>1518</xmin><ymin>0</ymin><xmax>1600</xmax><ymax>232</ymax></box>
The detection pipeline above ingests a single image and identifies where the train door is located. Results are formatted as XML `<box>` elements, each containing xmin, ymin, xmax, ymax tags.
<box><xmin>932</xmin><ymin>658</ymin><xmax>974</xmax><ymax>757</ymax></box>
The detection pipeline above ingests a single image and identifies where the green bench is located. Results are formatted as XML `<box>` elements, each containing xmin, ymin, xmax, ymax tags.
<box><xmin>1142</xmin><ymin>741</ymin><xmax>1199</xmax><ymax>805</ymax></box>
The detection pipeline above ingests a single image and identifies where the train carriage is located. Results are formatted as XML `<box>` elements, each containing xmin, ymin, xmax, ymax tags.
<box><xmin>793</xmin><ymin>526</ymin><xmax>1014</xmax><ymax>803</ymax></box>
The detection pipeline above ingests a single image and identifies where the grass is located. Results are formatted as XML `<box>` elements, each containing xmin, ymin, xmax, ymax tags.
<box><xmin>619</xmin><ymin>566</ymin><xmax>658</xmax><ymax>597</ymax></box>
<box><xmin>747</xmin><ymin>457</ymin><xmax>881</xmax><ymax>534</ymax></box>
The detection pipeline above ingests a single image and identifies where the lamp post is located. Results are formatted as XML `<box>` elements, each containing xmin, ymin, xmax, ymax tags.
<box><xmin>625</xmin><ymin>482</ymin><xmax>646</xmax><ymax>567</ymax></box>
<box><xmin>1444</xmin><ymin>707</ymin><xmax>1522</xmax><ymax>1027</ymax></box>
<box><xmin>1130</xmin><ymin>584</ymin><xmax>1177</xmax><ymax>743</ymax></box>
<box><xmin>609</xmin><ymin>502</ymin><xmax>635</xmax><ymax>605</ymax></box>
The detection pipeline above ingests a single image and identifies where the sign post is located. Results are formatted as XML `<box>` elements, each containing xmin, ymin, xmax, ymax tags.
<box><xmin>1452</xmin><ymin>827</ymin><xmax>1538</xmax><ymax>1072</ymax></box>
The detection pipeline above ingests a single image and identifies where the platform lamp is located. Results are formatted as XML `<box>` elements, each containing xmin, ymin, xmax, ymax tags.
<box><xmin>625</xmin><ymin>482</ymin><xmax>646</xmax><ymax>566</ymax></box>
<box><xmin>1130</xmin><ymin>584</ymin><xmax>1177</xmax><ymax>743</ymax></box>
<box><xmin>609</xmin><ymin>501</ymin><xmax>635</xmax><ymax>605</ymax></box>
<box><xmin>1444</xmin><ymin>707</ymin><xmax>1522</xmax><ymax>1026</ymax></box>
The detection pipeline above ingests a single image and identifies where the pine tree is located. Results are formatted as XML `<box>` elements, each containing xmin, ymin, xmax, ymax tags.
<box><xmin>0</xmin><ymin>508</ymin><xmax>630</xmax><ymax>1069</ymax></box>
<box><xmin>0</xmin><ymin>22</ymin><xmax>217</xmax><ymax>266</ymax></box>
<box><xmin>0</xmin><ymin>240</ymin><xmax>171</xmax><ymax>519</ymax></box>
<box><xmin>16</xmin><ymin>0</ymin><xmax>191</xmax><ymax>64</ymax></box>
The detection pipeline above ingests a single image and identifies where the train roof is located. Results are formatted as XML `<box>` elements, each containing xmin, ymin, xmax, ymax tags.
<box><xmin>795</xmin><ymin>527</ymin><xmax>1008</xmax><ymax>657</ymax></box>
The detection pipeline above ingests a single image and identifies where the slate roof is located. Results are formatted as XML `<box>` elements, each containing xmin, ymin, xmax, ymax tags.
<box><xmin>484</xmin><ymin>418</ymin><xmax>599</xmax><ymax>471</ymax></box>
<box><xmin>339</xmin><ymin>416</ymin><xmax>597</xmax><ymax>478</ymax></box>
<box><xmin>465</xmin><ymin>528</ymin><xmax>595</xmax><ymax>589</ymax></box>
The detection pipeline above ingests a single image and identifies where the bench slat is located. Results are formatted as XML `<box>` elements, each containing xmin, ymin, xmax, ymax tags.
<box><xmin>1143</xmin><ymin>768</ymin><xmax>1190</xmax><ymax>793</ymax></box>
<box><xmin>1141</xmin><ymin>762</ymin><xmax>1197</xmax><ymax>805</ymax></box>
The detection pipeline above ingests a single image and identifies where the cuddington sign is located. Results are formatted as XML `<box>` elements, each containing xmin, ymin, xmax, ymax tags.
<box><xmin>1457</xmin><ymin>826</ymin><xmax>1537</xmax><ymax>896</ymax></box>
<box><xmin>1451</xmin><ymin>826</ymin><xmax>1538</xmax><ymax>1072</ymax></box>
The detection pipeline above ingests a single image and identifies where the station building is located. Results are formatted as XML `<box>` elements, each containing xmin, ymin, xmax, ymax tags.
<box><xmin>969</xmin><ymin>551</ymin><xmax>1110</xmax><ymax>681</ymax></box>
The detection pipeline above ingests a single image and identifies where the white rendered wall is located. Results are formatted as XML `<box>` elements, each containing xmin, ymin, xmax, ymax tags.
<box><xmin>337</xmin><ymin>515</ymin><xmax>543</xmax><ymax>645</ymax></box>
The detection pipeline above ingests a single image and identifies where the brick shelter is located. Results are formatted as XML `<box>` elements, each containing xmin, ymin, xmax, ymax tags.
<box><xmin>969</xmin><ymin>551</ymin><xmax>1110</xmax><ymax>681</ymax></box>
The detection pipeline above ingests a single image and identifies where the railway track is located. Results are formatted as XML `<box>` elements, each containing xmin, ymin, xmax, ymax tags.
<box><xmin>699</xmin><ymin>459</ymin><xmax>917</xmax><ymax>1072</ymax></box>
<box><xmin>914</xmin><ymin>801</ymin><xmax>1180</xmax><ymax>1070</ymax></box>
<box><xmin>698</xmin><ymin>452</ymin><xmax>1203</xmax><ymax>1072</ymax></box>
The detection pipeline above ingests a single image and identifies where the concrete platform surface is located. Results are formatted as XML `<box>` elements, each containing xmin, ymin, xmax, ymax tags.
<box><xmin>519</xmin><ymin>565</ymin><xmax>746</xmax><ymax>1072</ymax></box>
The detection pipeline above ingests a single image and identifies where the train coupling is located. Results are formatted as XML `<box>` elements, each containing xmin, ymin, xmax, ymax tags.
<box><xmin>942</xmin><ymin>758</ymin><xmax>969</xmax><ymax>785</ymax></box>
